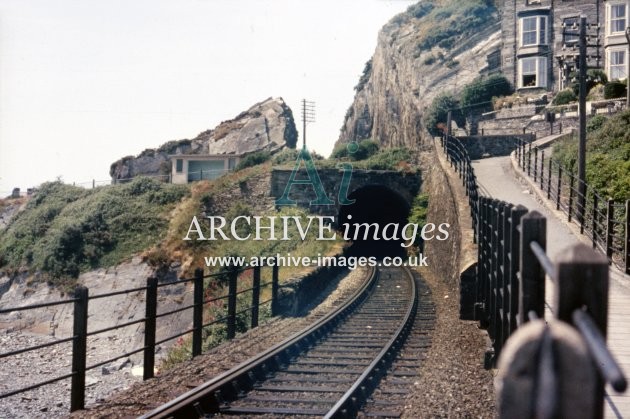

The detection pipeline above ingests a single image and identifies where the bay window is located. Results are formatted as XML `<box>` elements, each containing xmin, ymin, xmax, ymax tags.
<box><xmin>521</xmin><ymin>16</ymin><xmax>548</xmax><ymax>46</ymax></box>
<box><xmin>519</xmin><ymin>56</ymin><xmax>548</xmax><ymax>88</ymax></box>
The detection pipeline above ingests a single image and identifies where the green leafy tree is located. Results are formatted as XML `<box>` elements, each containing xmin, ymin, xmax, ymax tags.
<box><xmin>461</xmin><ymin>74</ymin><xmax>513</xmax><ymax>112</ymax></box>
<box><xmin>423</xmin><ymin>93</ymin><xmax>464</xmax><ymax>136</ymax></box>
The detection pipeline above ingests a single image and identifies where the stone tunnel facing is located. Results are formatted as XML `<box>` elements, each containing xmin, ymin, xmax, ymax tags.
<box><xmin>338</xmin><ymin>185</ymin><xmax>410</xmax><ymax>258</ymax></box>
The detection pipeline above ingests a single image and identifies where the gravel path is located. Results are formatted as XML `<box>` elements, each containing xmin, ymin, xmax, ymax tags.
<box><xmin>401</xmin><ymin>267</ymin><xmax>496</xmax><ymax>418</ymax></box>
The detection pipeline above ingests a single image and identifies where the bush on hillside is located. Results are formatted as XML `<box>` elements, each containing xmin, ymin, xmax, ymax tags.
<box><xmin>235</xmin><ymin>151</ymin><xmax>271</xmax><ymax>171</ymax></box>
<box><xmin>423</xmin><ymin>93</ymin><xmax>464</xmax><ymax>136</ymax></box>
<box><xmin>331</xmin><ymin>139</ymin><xmax>380</xmax><ymax>161</ymax></box>
<box><xmin>604</xmin><ymin>81</ymin><xmax>627</xmax><ymax>99</ymax></box>
<box><xmin>552</xmin><ymin>89</ymin><xmax>578</xmax><ymax>105</ymax></box>
<box><xmin>461</xmin><ymin>74</ymin><xmax>514</xmax><ymax>112</ymax></box>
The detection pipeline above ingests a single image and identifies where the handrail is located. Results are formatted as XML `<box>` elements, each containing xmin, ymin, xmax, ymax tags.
<box><xmin>0</xmin><ymin>258</ymin><xmax>284</xmax><ymax>413</ymax></box>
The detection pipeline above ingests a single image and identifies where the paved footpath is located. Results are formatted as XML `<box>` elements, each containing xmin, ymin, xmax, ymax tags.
<box><xmin>472</xmin><ymin>150</ymin><xmax>630</xmax><ymax>418</ymax></box>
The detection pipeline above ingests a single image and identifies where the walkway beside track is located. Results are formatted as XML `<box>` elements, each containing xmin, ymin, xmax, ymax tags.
<box><xmin>471</xmin><ymin>139</ymin><xmax>630</xmax><ymax>418</ymax></box>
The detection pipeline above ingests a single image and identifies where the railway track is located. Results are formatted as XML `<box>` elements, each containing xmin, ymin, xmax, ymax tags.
<box><xmin>142</xmin><ymin>266</ymin><xmax>434</xmax><ymax>418</ymax></box>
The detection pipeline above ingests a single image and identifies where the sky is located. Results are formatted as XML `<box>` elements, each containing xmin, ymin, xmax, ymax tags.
<box><xmin>0</xmin><ymin>0</ymin><xmax>416</xmax><ymax>195</ymax></box>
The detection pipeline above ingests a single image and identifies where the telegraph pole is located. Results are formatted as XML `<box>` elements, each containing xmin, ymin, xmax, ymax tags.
<box><xmin>577</xmin><ymin>16</ymin><xmax>587</xmax><ymax>224</ymax></box>
<box><xmin>301</xmin><ymin>99</ymin><xmax>316</xmax><ymax>149</ymax></box>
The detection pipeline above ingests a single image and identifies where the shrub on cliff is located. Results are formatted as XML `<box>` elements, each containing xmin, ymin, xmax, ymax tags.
<box><xmin>0</xmin><ymin>178</ymin><xmax>188</xmax><ymax>282</ymax></box>
<box><xmin>604</xmin><ymin>80</ymin><xmax>627</xmax><ymax>99</ymax></box>
<box><xmin>331</xmin><ymin>139</ymin><xmax>379</xmax><ymax>161</ymax></box>
<box><xmin>552</xmin><ymin>89</ymin><xmax>578</xmax><ymax>106</ymax></box>
<box><xmin>553</xmin><ymin>109</ymin><xmax>630</xmax><ymax>201</ymax></box>
<box><xmin>423</xmin><ymin>93</ymin><xmax>464</xmax><ymax>137</ymax></box>
<box><xmin>461</xmin><ymin>74</ymin><xmax>514</xmax><ymax>112</ymax></box>
<box><xmin>235</xmin><ymin>151</ymin><xmax>271</xmax><ymax>171</ymax></box>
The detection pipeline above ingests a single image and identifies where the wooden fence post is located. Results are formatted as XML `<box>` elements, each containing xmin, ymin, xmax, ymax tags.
<box><xmin>192</xmin><ymin>268</ymin><xmax>204</xmax><ymax>357</ymax></box>
<box><xmin>271</xmin><ymin>259</ymin><xmax>280</xmax><ymax>316</ymax></box>
<box><xmin>508</xmin><ymin>206</ymin><xmax>528</xmax><ymax>335</ymax></box>
<box><xmin>251</xmin><ymin>266</ymin><xmax>261</xmax><ymax>328</ymax></box>
<box><xmin>554</xmin><ymin>244</ymin><xmax>609</xmax><ymax>419</ymax></box>
<box><xmin>143</xmin><ymin>276</ymin><xmax>158</xmax><ymax>379</ymax></box>
<box><xmin>519</xmin><ymin>211</ymin><xmax>546</xmax><ymax>326</ymax></box>
<box><xmin>70</xmin><ymin>286</ymin><xmax>89</xmax><ymax>412</ymax></box>
<box><xmin>227</xmin><ymin>267</ymin><xmax>238</xmax><ymax>339</ymax></box>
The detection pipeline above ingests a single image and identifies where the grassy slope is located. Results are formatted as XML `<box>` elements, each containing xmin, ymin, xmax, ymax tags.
<box><xmin>553</xmin><ymin>110</ymin><xmax>630</xmax><ymax>201</ymax></box>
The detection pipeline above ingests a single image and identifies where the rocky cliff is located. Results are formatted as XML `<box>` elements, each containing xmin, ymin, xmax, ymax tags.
<box><xmin>110</xmin><ymin>97</ymin><xmax>298</xmax><ymax>181</ymax></box>
<box><xmin>337</xmin><ymin>1</ymin><xmax>502</xmax><ymax>149</ymax></box>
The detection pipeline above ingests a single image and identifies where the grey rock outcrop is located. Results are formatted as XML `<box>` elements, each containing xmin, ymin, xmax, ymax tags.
<box><xmin>337</xmin><ymin>3</ymin><xmax>502</xmax><ymax>149</ymax></box>
<box><xmin>110</xmin><ymin>97</ymin><xmax>297</xmax><ymax>181</ymax></box>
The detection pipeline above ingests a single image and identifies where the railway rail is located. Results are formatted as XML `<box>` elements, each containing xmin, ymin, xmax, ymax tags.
<box><xmin>141</xmin><ymin>266</ymin><xmax>434</xmax><ymax>418</ymax></box>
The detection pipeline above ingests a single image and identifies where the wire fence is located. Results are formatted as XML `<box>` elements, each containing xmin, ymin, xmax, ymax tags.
<box><xmin>515</xmin><ymin>140</ymin><xmax>630</xmax><ymax>275</ymax></box>
<box><xmin>2</xmin><ymin>169</ymin><xmax>235</xmax><ymax>199</ymax></box>
<box><xmin>0</xmin><ymin>261</ymin><xmax>283</xmax><ymax>412</ymax></box>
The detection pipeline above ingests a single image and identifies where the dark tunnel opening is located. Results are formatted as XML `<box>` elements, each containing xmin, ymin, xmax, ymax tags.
<box><xmin>338</xmin><ymin>185</ymin><xmax>410</xmax><ymax>258</ymax></box>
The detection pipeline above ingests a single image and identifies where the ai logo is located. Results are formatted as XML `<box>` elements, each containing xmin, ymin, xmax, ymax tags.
<box><xmin>275</xmin><ymin>142</ymin><xmax>359</xmax><ymax>206</ymax></box>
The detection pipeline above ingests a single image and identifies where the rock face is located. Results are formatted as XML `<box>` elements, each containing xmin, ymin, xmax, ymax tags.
<box><xmin>110</xmin><ymin>97</ymin><xmax>298</xmax><ymax>181</ymax></box>
<box><xmin>337</xmin><ymin>2</ymin><xmax>502</xmax><ymax>149</ymax></box>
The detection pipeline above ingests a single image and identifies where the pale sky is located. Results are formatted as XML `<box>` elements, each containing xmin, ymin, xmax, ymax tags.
<box><xmin>0</xmin><ymin>0</ymin><xmax>415</xmax><ymax>195</ymax></box>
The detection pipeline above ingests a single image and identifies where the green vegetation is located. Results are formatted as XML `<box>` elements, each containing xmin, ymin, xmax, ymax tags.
<box><xmin>553</xmin><ymin>110</ymin><xmax>630</xmax><ymax>201</ymax></box>
<box><xmin>587</xmin><ymin>115</ymin><xmax>608</xmax><ymax>133</ymax></box>
<box><xmin>552</xmin><ymin>89</ymin><xmax>578</xmax><ymax>106</ymax></box>
<box><xmin>412</xmin><ymin>0</ymin><xmax>496</xmax><ymax>52</ymax></box>
<box><xmin>423</xmin><ymin>93</ymin><xmax>464</xmax><ymax>136</ymax></box>
<box><xmin>461</xmin><ymin>74</ymin><xmax>513</xmax><ymax>112</ymax></box>
<box><xmin>235</xmin><ymin>151</ymin><xmax>272</xmax><ymax>171</ymax></box>
<box><xmin>354</xmin><ymin>59</ymin><xmax>373</xmax><ymax>92</ymax></box>
<box><xmin>407</xmin><ymin>193</ymin><xmax>429</xmax><ymax>248</ymax></box>
<box><xmin>569</xmin><ymin>69</ymin><xmax>608</xmax><ymax>97</ymax></box>
<box><xmin>326</xmin><ymin>143</ymin><xmax>414</xmax><ymax>172</ymax></box>
<box><xmin>330</xmin><ymin>139</ymin><xmax>380</xmax><ymax>161</ymax></box>
<box><xmin>604</xmin><ymin>80</ymin><xmax>627</xmax><ymax>99</ymax></box>
<box><xmin>0</xmin><ymin>178</ymin><xmax>189</xmax><ymax>283</ymax></box>
<box><xmin>406</xmin><ymin>2</ymin><xmax>435</xmax><ymax>19</ymax></box>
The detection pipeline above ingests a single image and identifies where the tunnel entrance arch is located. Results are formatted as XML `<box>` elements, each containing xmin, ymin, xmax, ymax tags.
<box><xmin>338</xmin><ymin>185</ymin><xmax>411</xmax><ymax>258</ymax></box>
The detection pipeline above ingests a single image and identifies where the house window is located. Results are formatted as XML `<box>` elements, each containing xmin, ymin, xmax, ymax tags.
<box><xmin>175</xmin><ymin>159</ymin><xmax>183</xmax><ymax>173</ymax></box>
<box><xmin>519</xmin><ymin>56</ymin><xmax>548</xmax><ymax>88</ymax></box>
<box><xmin>563</xmin><ymin>17</ymin><xmax>579</xmax><ymax>46</ymax></box>
<box><xmin>228</xmin><ymin>158</ymin><xmax>236</xmax><ymax>170</ymax></box>
<box><xmin>521</xmin><ymin>16</ymin><xmax>548</xmax><ymax>46</ymax></box>
<box><xmin>610</xmin><ymin>4</ymin><xmax>627</xmax><ymax>34</ymax></box>
<box><xmin>609</xmin><ymin>49</ymin><xmax>628</xmax><ymax>80</ymax></box>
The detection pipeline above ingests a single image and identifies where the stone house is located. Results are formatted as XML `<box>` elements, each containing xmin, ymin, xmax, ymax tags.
<box><xmin>499</xmin><ymin>0</ymin><xmax>628</xmax><ymax>92</ymax></box>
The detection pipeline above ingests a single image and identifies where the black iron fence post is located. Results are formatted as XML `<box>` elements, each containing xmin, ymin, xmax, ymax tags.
<box><xmin>580</xmin><ymin>183</ymin><xmax>589</xmax><ymax>234</ymax></box>
<box><xmin>540</xmin><ymin>150</ymin><xmax>545</xmax><ymax>190</ymax></box>
<box><xmin>227</xmin><ymin>267</ymin><xmax>238</xmax><ymax>339</ymax></box>
<box><xmin>143</xmin><ymin>276</ymin><xmax>158</xmax><ymax>380</ymax></box>
<box><xmin>519</xmin><ymin>211</ymin><xmax>546</xmax><ymax>326</ymax></box>
<box><xmin>271</xmin><ymin>259</ymin><xmax>280</xmax><ymax>316</ymax></box>
<box><xmin>568</xmin><ymin>173</ymin><xmax>575</xmax><ymax>222</ymax></box>
<box><xmin>592</xmin><ymin>194</ymin><xmax>599</xmax><ymax>249</ymax></box>
<box><xmin>557</xmin><ymin>166</ymin><xmax>563</xmax><ymax>210</ymax></box>
<box><xmin>70</xmin><ymin>286</ymin><xmax>89</xmax><ymax>412</ymax></box>
<box><xmin>547</xmin><ymin>157</ymin><xmax>552</xmax><ymax>200</ymax></box>
<box><xmin>192</xmin><ymin>268</ymin><xmax>204</xmax><ymax>357</ymax></box>
<box><xmin>626</xmin><ymin>200</ymin><xmax>630</xmax><ymax>275</ymax></box>
<box><xmin>527</xmin><ymin>143</ymin><xmax>532</xmax><ymax>177</ymax></box>
<box><xmin>606</xmin><ymin>200</ymin><xmax>614</xmax><ymax>261</ymax></box>
<box><xmin>251</xmin><ymin>266</ymin><xmax>261</xmax><ymax>328</ymax></box>
<box><xmin>533</xmin><ymin>148</ymin><xmax>538</xmax><ymax>183</ymax></box>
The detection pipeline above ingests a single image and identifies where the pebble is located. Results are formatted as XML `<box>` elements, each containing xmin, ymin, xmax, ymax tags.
<box><xmin>0</xmin><ymin>331</ymin><xmax>142</xmax><ymax>418</ymax></box>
